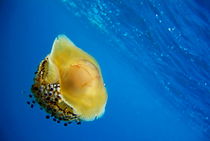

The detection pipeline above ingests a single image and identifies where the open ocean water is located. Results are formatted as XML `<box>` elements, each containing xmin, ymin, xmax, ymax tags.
<box><xmin>0</xmin><ymin>0</ymin><xmax>209</xmax><ymax>141</ymax></box>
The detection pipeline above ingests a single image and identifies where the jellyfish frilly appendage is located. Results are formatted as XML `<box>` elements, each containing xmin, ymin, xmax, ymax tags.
<box><xmin>31</xmin><ymin>34</ymin><xmax>107</xmax><ymax>123</ymax></box>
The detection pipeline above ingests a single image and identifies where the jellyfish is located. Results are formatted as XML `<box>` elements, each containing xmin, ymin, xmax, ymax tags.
<box><xmin>31</xmin><ymin>35</ymin><xmax>107</xmax><ymax>124</ymax></box>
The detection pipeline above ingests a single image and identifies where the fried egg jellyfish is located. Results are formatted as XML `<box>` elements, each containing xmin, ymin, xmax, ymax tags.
<box><xmin>31</xmin><ymin>35</ymin><xmax>107</xmax><ymax>124</ymax></box>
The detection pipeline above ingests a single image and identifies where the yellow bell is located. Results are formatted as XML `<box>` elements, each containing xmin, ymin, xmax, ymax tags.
<box><xmin>31</xmin><ymin>35</ymin><xmax>107</xmax><ymax>123</ymax></box>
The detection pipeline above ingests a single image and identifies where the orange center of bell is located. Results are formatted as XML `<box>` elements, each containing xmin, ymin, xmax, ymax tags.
<box><xmin>69</xmin><ymin>64</ymin><xmax>93</xmax><ymax>88</ymax></box>
<box><xmin>60</xmin><ymin>62</ymin><xmax>97</xmax><ymax>95</ymax></box>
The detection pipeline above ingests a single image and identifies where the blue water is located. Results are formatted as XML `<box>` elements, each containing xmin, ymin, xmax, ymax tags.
<box><xmin>0</xmin><ymin>0</ymin><xmax>209</xmax><ymax>141</ymax></box>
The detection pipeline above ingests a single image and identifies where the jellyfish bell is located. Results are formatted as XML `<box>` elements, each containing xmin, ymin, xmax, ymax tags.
<box><xmin>31</xmin><ymin>35</ymin><xmax>107</xmax><ymax>123</ymax></box>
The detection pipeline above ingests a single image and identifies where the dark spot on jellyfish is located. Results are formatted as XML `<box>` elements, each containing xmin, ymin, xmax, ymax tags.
<box><xmin>51</xmin><ymin>114</ymin><xmax>55</xmax><ymax>117</ymax></box>
<box><xmin>53</xmin><ymin>109</ymin><xmax>57</xmax><ymax>113</ymax></box>
<box><xmin>77</xmin><ymin>121</ymin><xmax>81</xmax><ymax>125</ymax></box>
<box><xmin>49</xmin><ymin>92</ymin><xmax>52</xmax><ymax>96</ymax></box>
<box><xmin>50</xmin><ymin>88</ymin><xmax>53</xmax><ymax>91</ymax></box>
<box><xmin>68</xmin><ymin>122</ymin><xmax>72</xmax><ymax>124</ymax></box>
<box><xmin>55</xmin><ymin>98</ymin><xmax>58</xmax><ymax>102</ymax></box>
<box><xmin>46</xmin><ymin>115</ymin><xmax>50</xmax><ymax>119</ymax></box>
<box><xmin>31</xmin><ymin>104</ymin><xmax>34</xmax><ymax>108</ymax></box>
<box><xmin>64</xmin><ymin>123</ymin><xmax>68</xmax><ymax>126</ymax></box>
<box><xmin>29</xmin><ymin>95</ymin><xmax>32</xmax><ymax>98</ymax></box>
<box><xmin>27</xmin><ymin>101</ymin><xmax>30</xmax><ymax>105</ymax></box>
<box><xmin>34</xmin><ymin>86</ymin><xmax>38</xmax><ymax>91</ymax></box>
<box><xmin>53</xmin><ymin>118</ymin><xmax>57</xmax><ymax>122</ymax></box>
<box><xmin>47</xmin><ymin>107</ymin><xmax>52</xmax><ymax>111</ymax></box>
<box><xmin>46</xmin><ymin>97</ymin><xmax>50</xmax><ymax>101</ymax></box>
<box><xmin>57</xmin><ymin>120</ymin><xmax>60</xmax><ymax>123</ymax></box>
<box><xmin>32</xmin><ymin>101</ymin><xmax>35</xmax><ymax>104</ymax></box>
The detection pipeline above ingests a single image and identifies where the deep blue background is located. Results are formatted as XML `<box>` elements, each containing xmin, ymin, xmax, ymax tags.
<box><xmin>0</xmin><ymin>0</ymin><xmax>209</xmax><ymax>141</ymax></box>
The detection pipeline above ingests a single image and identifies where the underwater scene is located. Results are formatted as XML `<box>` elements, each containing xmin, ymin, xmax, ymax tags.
<box><xmin>0</xmin><ymin>0</ymin><xmax>209</xmax><ymax>141</ymax></box>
